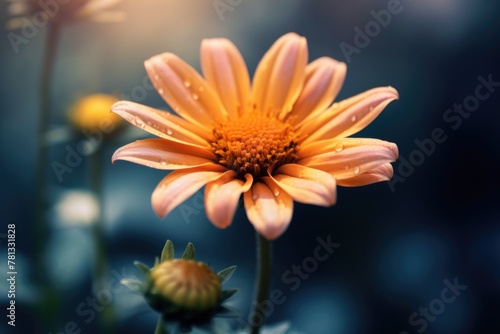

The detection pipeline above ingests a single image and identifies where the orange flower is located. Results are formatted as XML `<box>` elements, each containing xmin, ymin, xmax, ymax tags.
<box><xmin>112</xmin><ymin>33</ymin><xmax>399</xmax><ymax>240</ymax></box>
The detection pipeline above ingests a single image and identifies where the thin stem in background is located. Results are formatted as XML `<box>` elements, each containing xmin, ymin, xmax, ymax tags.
<box><xmin>89</xmin><ymin>148</ymin><xmax>115</xmax><ymax>333</ymax></box>
<box><xmin>155</xmin><ymin>316</ymin><xmax>167</xmax><ymax>334</ymax></box>
<box><xmin>35</xmin><ymin>21</ymin><xmax>61</xmax><ymax>332</ymax></box>
<box><xmin>250</xmin><ymin>233</ymin><xmax>272</xmax><ymax>334</ymax></box>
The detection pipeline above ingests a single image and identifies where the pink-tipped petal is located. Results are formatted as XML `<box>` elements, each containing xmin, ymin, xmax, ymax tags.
<box><xmin>300</xmin><ymin>87</ymin><xmax>398</xmax><ymax>144</ymax></box>
<box><xmin>270</xmin><ymin>164</ymin><xmax>336</xmax><ymax>206</ymax></box>
<box><xmin>298</xmin><ymin>137</ymin><xmax>398</xmax><ymax>160</ymax></box>
<box><xmin>298</xmin><ymin>142</ymin><xmax>398</xmax><ymax>180</ymax></box>
<box><xmin>145</xmin><ymin>53</ymin><xmax>228</xmax><ymax>129</ymax></box>
<box><xmin>111</xmin><ymin>101</ymin><xmax>212</xmax><ymax>145</ymax></box>
<box><xmin>337</xmin><ymin>163</ymin><xmax>394</xmax><ymax>187</ymax></box>
<box><xmin>205</xmin><ymin>173</ymin><xmax>253</xmax><ymax>229</ymax></box>
<box><xmin>201</xmin><ymin>39</ymin><xmax>251</xmax><ymax>118</ymax></box>
<box><xmin>251</xmin><ymin>33</ymin><xmax>308</xmax><ymax>118</ymax></box>
<box><xmin>112</xmin><ymin>138</ymin><xmax>217</xmax><ymax>169</ymax></box>
<box><xmin>152</xmin><ymin>165</ymin><xmax>227</xmax><ymax>218</ymax></box>
<box><xmin>291</xmin><ymin>57</ymin><xmax>347</xmax><ymax>126</ymax></box>
<box><xmin>243</xmin><ymin>178</ymin><xmax>293</xmax><ymax>240</ymax></box>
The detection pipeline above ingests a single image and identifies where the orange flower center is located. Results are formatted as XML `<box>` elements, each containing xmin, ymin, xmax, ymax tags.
<box><xmin>211</xmin><ymin>113</ymin><xmax>299</xmax><ymax>179</ymax></box>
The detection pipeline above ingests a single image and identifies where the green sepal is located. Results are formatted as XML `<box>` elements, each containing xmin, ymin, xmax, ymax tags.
<box><xmin>161</xmin><ymin>240</ymin><xmax>175</xmax><ymax>262</ymax></box>
<box><xmin>215</xmin><ymin>305</ymin><xmax>240</xmax><ymax>318</ymax></box>
<box><xmin>134</xmin><ymin>261</ymin><xmax>150</xmax><ymax>275</ymax></box>
<box><xmin>181</xmin><ymin>242</ymin><xmax>196</xmax><ymax>260</ymax></box>
<box><xmin>220</xmin><ymin>288</ymin><xmax>238</xmax><ymax>302</ymax></box>
<box><xmin>120</xmin><ymin>279</ymin><xmax>144</xmax><ymax>294</ymax></box>
<box><xmin>217</xmin><ymin>265</ymin><xmax>236</xmax><ymax>284</ymax></box>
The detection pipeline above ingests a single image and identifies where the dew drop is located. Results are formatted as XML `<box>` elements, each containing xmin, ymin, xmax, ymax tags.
<box><xmin>344</xmin><ymin>164</ymin><xmax>350</xmax><ymax>170</ymax></box>
<box><xmin>158</xmin><ymin>88</ymin><xmax>164</xmax><ymax>94</ymax></box>
<box><xmin>198</xmin><ymin>86</ymin><xmax>205</xmax><ymax>92</ymax></box>
<box><xmin>166</xmin><ymin>128</ymin><xmax>173</xmax><ymax>136</ymax></box>
<box><xmin>192</xmin><ymin>93</ymin><xmax>199</xmax><ymax>101</ymax></box>
<box><xmin>184</xmin><ymin>80</ymin><xmax>191</xmax><ymax>88</ymax></box>
<box><xmin>252</xmin><ymin>193</ymin><xmax>259</xmax><ymax>201</ymax></box>
<box><xmin>354</xmin><ymin>167</ymin><xmax>360</xmax><ymax>174</ymax></box>
<box><xmin>134</xmin><ymin>117</ymin><xmax>145</xmax><ymax>128</ymax></box>
<box><xmin>351</xmin><ymin>115</ymin><xmax>357</xmax><ymax>122</ymax></box>
<box><xmin>369</xmin><ymin>106</ymin><xmax>374</xmax><ymax>111</ymax></box>
<box><xmin>160</xmin><ymin>160</ymin><xmax>167</xmax><ymax>166</ymax></box>
<box><xmin>334</xmin><ymin>143</ymin><xmax>344</xmax><ymax>152</ymax></box>
<box><xmin>273</xmin><ymin>188</ymin><xmax>280</xmax><ymax>196</ymax></box>
<box><xmin>154</xmin><ymin>75</ymin><xmax>159</xmax><ymax>80</ymax></box>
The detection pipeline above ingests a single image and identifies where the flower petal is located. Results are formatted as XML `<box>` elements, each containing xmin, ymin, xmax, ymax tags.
<box><xmin>290</xmin><ymin>57</ymin><xmax>347</xmax><ymax>126</ymax></box>
<box><xmin>270</xmin><ymin>164</ymin><xmax>336</xmax><ymax>206</ymax></box>
<box><xmin>201</xmin><ymin>38</ymin><xmax>251</xmax><ymax>118</ymax></box>
<box><xmin>337</xmin><ymin>163</ymin><xmax>394</xmax><ymax>187</ymax></box>
<box><xmin>300</xmin><ymin>87</ymin><xmax>398</xmax><ymax>144</ymax></box>
<box><xmin>112</xmin><ymin>138</ymin><xmax>217</xmax><ymax>169</ymax></box>
<box><xmin>111</xmin><ymin>101</ymin><xmax>212</xmax><ymax>145</ymax></box>
<box><xmin>152</xmin><ymin>165</ymin><xmax>227</xmax><ymax>218</ymax></box>
<box><xmin>243</xmin><ymin>178</ymin><xmax>293</xmax><ymax>240</ymax></box>
<box><xmin>205</xmin><ymin>172</ymin><xmax>253</xmax><ymax>229</ymax></box>
<box><xmin>298</xmin><ymin>137</ymin><xmax>398</xmax><ymax>160</ymax></box>
<box><xmin>298</xmin><ymin>142</ymin><xmax>398</xmax><ymax>179</ymax></box>
<box><xmin>145</xmin><ymin>53</ymin><xmax>227</xmax><ymax>129</ymax></box>
<box><xmin>251</xmin><ymin>33</ymin><xmax>308</xmax><ymax>118</ymax></box>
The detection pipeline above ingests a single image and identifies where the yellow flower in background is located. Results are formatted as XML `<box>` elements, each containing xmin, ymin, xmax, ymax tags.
<box><xmin>5</xmin><ymin>0</ymin><xmax>126</xmax><ymax>30</ymax></box>
<box><xmin>112</xmin><ymin>33</ymin><xmax>399</xmax><ymax>240</ymax></box>
<box><xmin>69</xmin><ymin>93</ymin><xmax>122</xmax><ymax>132</ymax></box>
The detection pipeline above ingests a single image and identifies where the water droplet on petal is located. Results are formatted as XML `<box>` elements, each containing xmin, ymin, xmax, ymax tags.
<box><xmin>160</xmin><ymin>160</ymin><xmax>167</xmax><ymax>166</ymax></box>
<box><xmin>158</xmin><ymin>88</ymin><xmax>164</xmax><ymax>94</ymax></box>
<box><xmin>192</xmin><ymin>93</ymin><xmax>199</xmax><ymax>101</ymax></box>
<box><xmin>184</xmin><ymin>80</ymin><xmax>191</xmax><ymax>88</ymax></box>
<box><xmin>134</xmin><ymin>117</ymin><xmax>145</xmax><ymax>128</ymax></box>
<box><xmin>334</xmin><ymin>143</ymin><xmax>344</xmax><ymax>152</ymax></box>
<box><xmin>198</xmin><ymin>86</ymin><xmax>205</xmax><ymax>92</ymax></box>
<box><xmin>351</xmin><ymin>115</ymin><xmax>357</xmax><ymax>122</ymax></box>
<box><xmin>354</xmin><ymin>167</ymin><xmax>360</xmax><ymax>174</ymax></box>
<box><xmin>369</xmin><ymin>106</ymin><xmax>374</xmax><ymax>111</ymax></box>
<box><xmin>166</xmin><ymin>128</ymin><xmax>173</xmax><ymax>136</ymax></box>
<box><xmin>273</xmin><ymin>188</ymin><xmax>280</xmax><ymax>196</ymax></box>
<box><xmin>252</xmin><ymin>193</ymin><xmax>259</xmax><ymax>201</ymax></box>
<box><xmin>344</xmin><ymin>164</ymin><xmax>350</xmax><ymax>170</ymax></box>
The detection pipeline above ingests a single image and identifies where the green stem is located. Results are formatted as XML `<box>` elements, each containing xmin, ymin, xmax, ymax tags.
<box><xmin>154</xmin><ymin>316</ymin><xmax>167</xmax><ymax>334</ymax></box>
<box><xmin>89</xmin><ymin>149</ymin><xmax>115</xmax><ymax>333</ymax></box>
<box><xmin>250</xmin><ymin>233</ymin><xmax>272</xmax><ymax>334</ymax></box>
<box><xmin>35</xmin><ymin>21</ymin><xmax>61</xmax><ymax>332</ymax></box>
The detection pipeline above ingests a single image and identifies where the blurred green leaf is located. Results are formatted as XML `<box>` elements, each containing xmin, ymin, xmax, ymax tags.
<box><xmin>217</xmin><ymin>265</ymin><xmax>236</xmax><ymax>284</ymax></box>
<box><xmin>134</xmin><ymin>261</ymin><xmax>150</xmax><ymax>275</ymax></box>
<box><xmin>161</xmin><ymin>240</ymin><xmax>175</xmax><ymax>262</ymax></box>
<box><xmin>181</xmin><ymin>242</ymin><xmax>196</xmax><ymax>260</ymax></box>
